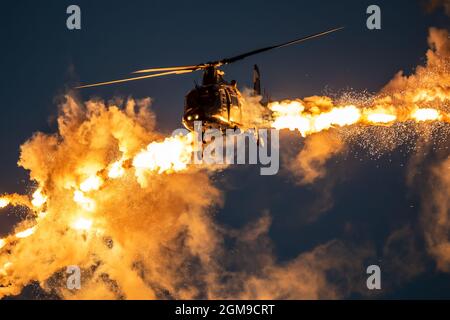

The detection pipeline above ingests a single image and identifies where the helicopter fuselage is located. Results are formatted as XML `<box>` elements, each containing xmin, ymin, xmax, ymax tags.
<box><xmin>182</xmin><ymin>82</ymin><xmax>243</xmax><ymax>132</ymax></box>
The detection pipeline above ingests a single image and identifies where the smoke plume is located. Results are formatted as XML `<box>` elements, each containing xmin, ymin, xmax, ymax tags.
<box><xmin>0</xmin><ymin>27</ymin><xmax>449</xmax><ymax>300</ymax></box>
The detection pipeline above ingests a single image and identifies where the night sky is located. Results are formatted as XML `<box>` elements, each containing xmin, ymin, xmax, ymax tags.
<box><xmin>1</xmin><ymin>0</ymin><xmax>450</xmax><ymax>299</ymax></box>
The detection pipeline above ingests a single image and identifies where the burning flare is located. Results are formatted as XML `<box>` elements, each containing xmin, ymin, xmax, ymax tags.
<box><xmin>15</xmin><ymin>227</ymin><xmax>36</xmax><ymax>239</ymax></box>
<box><xmin>411</xmin><ymin>108</ymin><xmax>443</xmax><ymax>121</ymax></box>
<box><xmin>0</xmin><ymin>198</ymin><xmax>9</xmax><ymax>209</ymax></box>
<box><xmin>31</xmin><ymin>188</ymin><xmax>47</xmax><ymax>208</ymax></box>
<box><xmin>133</xmin><ymin>133</ymin><xmax>194</xmax><ymax>178</ymax></box>
<box><xmin>72</xmin><ymin>217</ymin><xmax>93</xmax><ymax>231</ymax></box>
<box><xmin>269</xmin><ymin>93</ymin><xmax>449</xmax><ymax>136</ymax></box>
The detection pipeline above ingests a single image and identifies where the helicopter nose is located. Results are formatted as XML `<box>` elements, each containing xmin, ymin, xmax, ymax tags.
<box><xmin>182</xmin><ymin>115</ymin><xmax>196</xmax><ymax>131</ymax></box>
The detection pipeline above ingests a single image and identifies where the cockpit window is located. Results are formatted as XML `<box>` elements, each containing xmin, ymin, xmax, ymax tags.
<box><xmin>185</xmin><ymin>86</ymin><xmax>223</xmax><ymax>113</ymax></box>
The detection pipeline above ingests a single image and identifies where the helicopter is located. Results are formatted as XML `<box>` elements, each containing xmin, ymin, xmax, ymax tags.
<box><xmin>76</xmin><ymin>27</ymin><xmax>344</xmax><ymax>132</ymax></box>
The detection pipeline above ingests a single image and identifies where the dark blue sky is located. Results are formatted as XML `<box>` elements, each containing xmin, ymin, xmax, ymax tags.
<box><xmin>1</xmin><ymin>0</ymin><xmax>450</xmax><ymax>299</ymax></box>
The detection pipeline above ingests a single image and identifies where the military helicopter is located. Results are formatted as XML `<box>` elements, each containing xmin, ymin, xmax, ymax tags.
<box><xmin>76</xmin><ymin>27</ymin><xmax>344</xmax><ymax>132</ymax></box>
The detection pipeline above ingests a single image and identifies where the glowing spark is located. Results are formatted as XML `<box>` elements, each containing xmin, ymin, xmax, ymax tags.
<box><xmin>0</xmin><ymin>239</ymin><xmax>6</xmax><ymax>249</ymax></box>
<box><xmin>108</xmin><ymin>161</ymin><xmax>126</xmax><ymax>179</ymax></box>
<box><xmin>72</xmin><ymin>217</ymin><xmax>93</xmax><ymax>231</ymax></box>
<box><xmin>411</xmin><ymin>108</ymin><xmax>442</xmax><ymax>122</ymax></box>
<box><xmin>80</xmin><ymin>175</ymin><xmax>103</xmax><ymax>192</ymax></box>
<box><xmin>73</xmin><ymin>190</ymin><xmax>96</xmax><ymax>212</ymax></box>
<box><xmin>0</xmin><ymin>198</ymin><xmax>9</xmax><ymax>208</ymax></box>
<box><xmin>37</xmin><ymin>211</ymin><xmax>48</xmax><ymax>219</ymax></box>
<box><xmin>31</xmin><ymin>188</ymin><xmax>47</xmax><ymax>208</ymax></box>
<box><xmin>366</xmin><ymin>113</ymin><xmax>397</xmax><ymax>124</ymax></box>
<box><xmin>15</xmin><ymin>226</ymin><xmax>36</xmax><ymax>239</ymax></box>
<box><xmin>0</xmin><ymin>262</ymin><xmax>12</xmax><ymax>276</ymax></box>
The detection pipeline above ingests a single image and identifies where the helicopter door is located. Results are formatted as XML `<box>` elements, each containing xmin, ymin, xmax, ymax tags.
<box><xmin>218</xmin><ymin>88</ymin><xmax>229</xmax><ymax>122</ymax></box>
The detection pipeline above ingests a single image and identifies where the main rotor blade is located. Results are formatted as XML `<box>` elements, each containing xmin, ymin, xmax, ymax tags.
<box><xmin>76</xmin><ymin>69</ymin><xmax>194</xmax><ymax>89</ymax></box>
<box><xmin>77</xmin><ymin>27</ymin><xmax>343</xmax><ymax>89</ymax></box>
<box><xmin>219</xmin><ymin>27</ymin><xmax>344</xmax><ymax>65</ymax></box>
<box><xmin>132</xmin><ymin>65</ymin><xmax>204</xmax><ymax>74</ymax></box>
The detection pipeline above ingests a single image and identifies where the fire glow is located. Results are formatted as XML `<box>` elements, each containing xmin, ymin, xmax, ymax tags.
<box><xmin>0</xmin><ymin>26</ymin><xmax>449</xmax><ymax>299</ymax></box>
<box><xmin>72</xmin><ymin>217</ymin><xmax>93</xmax><ymax>231</ymax></box>
<box><xmin>0</xmin><ymin>198</ymin><xmax>9</xmax><ymax>209</ymax></box>
<box><xmin>15</xmin><ymin>227</ymin><xmax>36</xmax><ymax>239</ymax></box>
<box><xmin>0</xmin><ymin>93</ymin><xmax>447</xmax><ymax>299</ymax></box>
<box><xmin>269</xmin><ymin>97</ymin><xmax>448</xmax><ymax>136</ymax></box>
